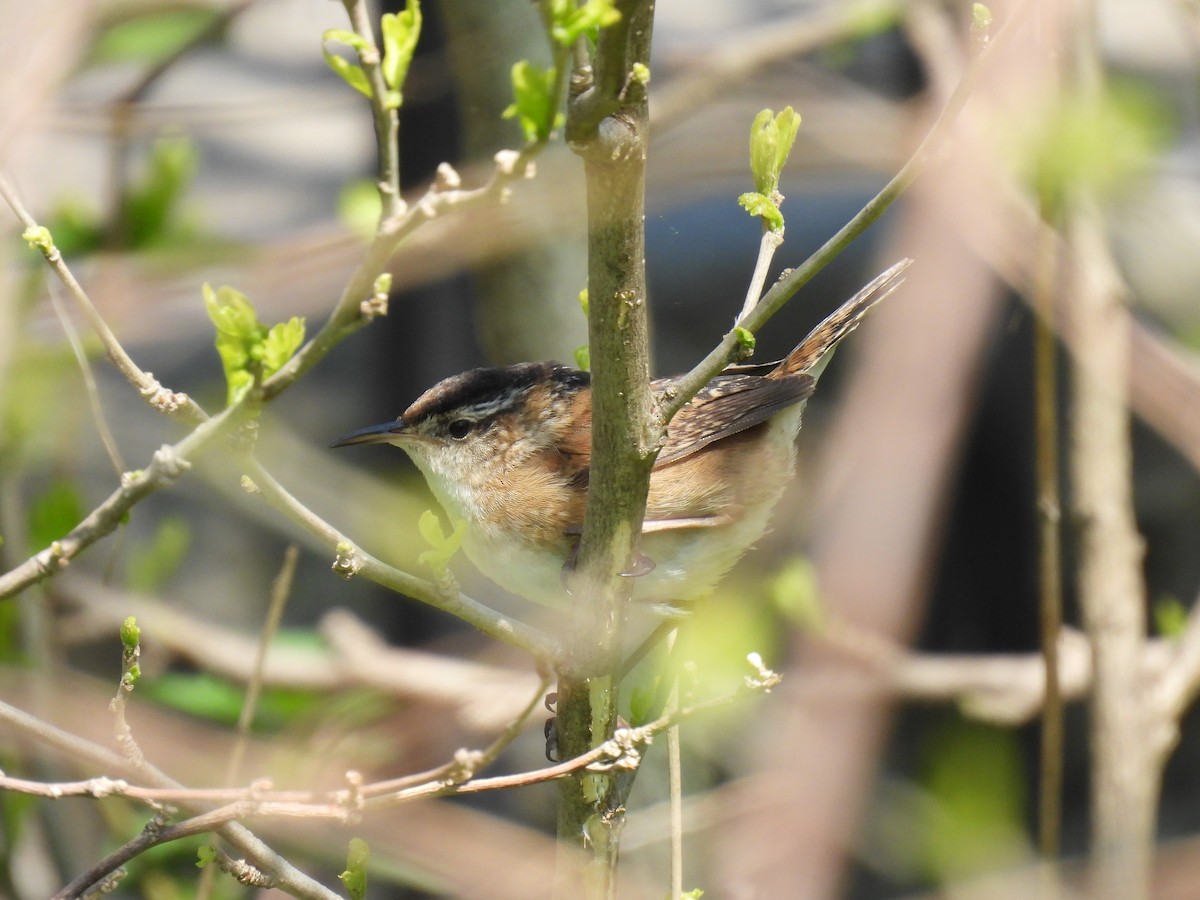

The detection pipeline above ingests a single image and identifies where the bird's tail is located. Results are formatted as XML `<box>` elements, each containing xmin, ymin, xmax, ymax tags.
<box><xmin>776</xmin><ymin>258</ymin><xmax>912</xmax><ymax>377</ymax></box>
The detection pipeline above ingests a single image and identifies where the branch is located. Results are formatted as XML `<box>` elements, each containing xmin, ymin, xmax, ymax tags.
<box><xmin>0</xmin><ymin>171</ymin><xmax>205</xmax><ymax>426</ymax></box>
<box><xmin>0</xmin><ymin>656</ymin><xmax>779</xmax><ymax>816</ymax></box>
<box><xmin>660</xmin><ymin>1</ymin><xmax>1009</xmax><ymax>423</ymax></box>
<box><xmin>341</xmin><ymin>0</ymin><xmax>403</xmax><ymax>220</ymax></box>
<box><xmin>258</xmin><ymin>146</ymin><xmax>542</xmax><ymax>401</ymax></box>
<box><xmin>240</xmin><ymin>456</ymin><xmax>559</xmax><ymax>660</ymax></box>
<box><xmin>0</xmin><ymin>700</ymin><xmax>339</xmax><ymax>900</ymax></box>
<box><xmin>556</xmin><ymin>0</ymin><xmax>658</xmax><ymax>892</ymax></box>
<box><xmin>0</xmin><ymin>402</ymin><xmax>248</xmax><ymax>600</ymax></box>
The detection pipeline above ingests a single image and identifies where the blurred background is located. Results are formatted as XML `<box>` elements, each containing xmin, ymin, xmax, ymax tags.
<box><xmin>2</xmin><ymin>0</ymin><xmax>1200</xmax><ymax>897</ymax></box>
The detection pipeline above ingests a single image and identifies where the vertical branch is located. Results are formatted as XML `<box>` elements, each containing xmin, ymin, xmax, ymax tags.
<box><xmin>342</xmin><ymin>0</ymin><xmax>403</xmax><ymax>220</ymax></box>
<box><xmin>1068</xmin><ymin>6</ymin><xmax>1153</xmax><ymax>896</ymax></box>
<box><xmin>1068</xmin><ymin>203</ymin><xmax>1153</xmax><ymax>900</ymax></box>
<box><xmin>556</xmin><ymin>1</ymin><xmax>659</xmax><ymax>896</ymax></box>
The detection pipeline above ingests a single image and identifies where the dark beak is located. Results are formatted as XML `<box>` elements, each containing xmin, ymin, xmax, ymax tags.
<box><xmin>330</xmin><ymin>420</ymin><xmax>404</xmax><ymax>448</ymax></box>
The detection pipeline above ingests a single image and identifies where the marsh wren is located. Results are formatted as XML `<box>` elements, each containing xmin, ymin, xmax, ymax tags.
<box><xmin>334</xmin><ymin>261</ymin><xmax>910</xmax><ymax>607</ymax></box>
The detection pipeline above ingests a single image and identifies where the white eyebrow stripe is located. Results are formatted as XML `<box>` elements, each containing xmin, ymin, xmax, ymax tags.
<box><xmin>449</xmin><ymin>386</ymin><xmax>524</xmax><ymax>422</ymax></box>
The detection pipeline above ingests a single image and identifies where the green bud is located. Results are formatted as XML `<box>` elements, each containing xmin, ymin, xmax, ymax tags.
<box><xmin>21</xmin><ymin>225</ymin><xmax>55</xmax><ymax>256</ymax></box>
<box><xmin>120</xmin><ymin>616</ymin><xmax>141</xmax><ymax>651</ymax></box>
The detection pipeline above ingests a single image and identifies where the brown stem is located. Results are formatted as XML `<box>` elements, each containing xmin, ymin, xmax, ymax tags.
<box><xmin>556</xmin><ymin>1</ymin><xmax>658</xmax><ymax>896</ymax></box>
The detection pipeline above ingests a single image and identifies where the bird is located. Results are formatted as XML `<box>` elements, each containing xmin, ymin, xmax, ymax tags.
<box><xmin>334</xmin><ymin>260</ymin><xmax>910</xmax><ymax>608</ymax></box>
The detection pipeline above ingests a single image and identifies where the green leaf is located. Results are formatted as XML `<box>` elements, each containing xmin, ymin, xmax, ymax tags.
<box><xmin>123</xmin><ymin>136</ymin><xmax>199</xmax><ymax>248</ymax></box>
<box><xmin>203</xmin><ymin>284</ymin><xmax>304</xmax><ymax>405</ymax></box>
<box><xmin>196</xmin><ymin>845</ymin><xmax>217</xmax><ymax>868</ymax></box>
<box><xmin>261</xmin><ymin>317</ymin><xmax>306</xmax><ymax>374</ymax></box>
<box><xmin>416</xmin><ymin>509</ymin><xmax>466</xmax><ymax>577</ymax></box>
<box><xmin>204</xmin><ymin>283</ymin><xmax>260</xmax><ymax>404</ymax></box>
<box><xmin>322</xmin><ymin>29</ymin><xmax>372</xmax><ymax>98</ymax></box>
<box><xmin>126</xmin><ymin>517</ymin><xmax>191</xmax><ymax>594</ymax></box>
<box><xmin>503</xmin><ymin>61</ymin><xmax>561</xmax><ymax>143</ymax></box>
<box><xmin>381</xmin><ymin>0</ymin><xmax>422</xmax><ymax>100</ymax></box>
<box><xmin>28</xmin><ymin>480</ymin><xmax>84</xmax><ymax>551</ymax></box>
<box><xmin>737</xmin><ymin>191</ymin><xmax>784</xmax><ymax>232</ymax></box>
<box><xmin>88</xmin><ymin>8</ymin><xmax>223</xmax><ymax>66</ymax></box>
<box><xmin>549</xmin><ymin>0</ymin><xmax>621</xmax><ymax>47</ymax></box>
<box><xmin>339</xmin><ymin>838</ymin><xmax>370</xmax><ymax>900</ymax></box>
<box><xmin>573</xmin><ymin>345</ymin><xmax>590</xmax><ymax>371</ymax></box>
<box><xmin>748</xmin><ymin>106</ymin><xmax>801</xmax><ymax>199</ymax></box>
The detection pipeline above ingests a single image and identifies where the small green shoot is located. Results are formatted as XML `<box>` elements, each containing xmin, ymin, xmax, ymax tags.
<box><xmin>322</xmin><ymin>29</ymin><xmax>372</xmax><ymax>98</ymax></box>
<box><xmin>417</xmin><ymin>509</ymin><xmax>466</xmax><ymax>578</ymax></box>
<box><xmin>548</xmin><ymin>0</ymin><xmax>621</xmax><ymax>47</ymax></box>
<box><xmin>738</xmin><ymin>107</ymin><xmax>801</xmax><ymax>233</ymax></box>
<box><xmin>339</xmin><ymin>837</ymin><xmax>370</xmax><ymax>900</ymax></box>
<box><xmin>380</xmin><ymin>0</ymin><xmax>422</xmax><ymax>107</ymax></box>
<box><xmin>120</xmin><ymin>616</ymin><xmax>141</xmax><ymax>652</ymax></box>
<box><xmin>21</xmin><ymin>225</ymin><xmax>55</xmax><ymax>257</ymax></box>
<box><xmin>734</xmin><ymin>326</ymin><xmax>756</xmax><ymax>354</ymax></box>
<box><xmin>120</xmin><ymin>616</ymin><xmax>141</xmax><ymax>687</ymax></box>
<box><xmin>631</xmin><ymin>61</ymin><xmax>650</xmax><ymax>85</ymax></box>
<box><xmin>972</xmin><ymin>3</ymin><xmax>993</xmax><ymax>31</ymax></box>
<box><xmin>503</xmin><ymin>61</ymin><xmax>562</xmax><ymax>143</ymax></box>
<box><xmin>203</xmin><ymin>284</ymin><xmax>305</xmax><ymax>406</ymax></box>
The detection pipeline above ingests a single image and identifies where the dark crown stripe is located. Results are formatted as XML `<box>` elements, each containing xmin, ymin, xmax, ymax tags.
<box><xmin>403</xmin><ymin>362</ymin><xmax>588</xmax><ymax>424</ymax></box>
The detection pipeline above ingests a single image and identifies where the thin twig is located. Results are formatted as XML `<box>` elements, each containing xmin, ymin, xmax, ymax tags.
<box><xmin>341</xmin><ymin>0</ymin><xmax>403</xmax><ymax>220</ymax></box>
<box><xmin>0</xmin><ymin>700</ymin><xmax>339</xmax><ymax>899</ymax></box>
<box><xmin>737</xmin><ymin>228</ymin><xmax>784</xmax><ymax>323</ymax></box>
<box><xmin>198</xmin><ymin>544</ymin><xmax>299</xmax><ymax>900</ymax></box>
<box><xmin>0</xmin><ymin>658</ymin><xmax>778</xmax><ymax>818</ymax></box>
<box><xmin>240</xmin><ymin>456</ymin><xmax>559</xmax><ymax>660</ymax></box>
<box><xmin>46</xmin><ymin>283</ymin><xmax>126</xmax><ymax>475</ymax></box>
<box><xmin>0</xmin><ymin>171</ymin><xmax>206</xmax><ymax>426</ymax></box>
<box><xmin>660</xmin><ymin>1</ymin><xmax>1015</xmax><ymax>424</ymax></box>
<box><xmin>363</xmin><ymin>670</ymin><xmax>554</xmax><ymax>805</ymax></box>
<box><xmin>0</xmin><ymin>397</ymin><xmax>248</xmax><ymax>600</ymax></box>
<box><xmin>258</xmin><ymin>144</ymin><xmax>543</xmax><ymax>402</ymax></box>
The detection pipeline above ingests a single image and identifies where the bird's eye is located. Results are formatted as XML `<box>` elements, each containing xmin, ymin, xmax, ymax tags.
<box><xmin>447</xmin><ymin>419</ymin><xmax>472</xmax><ymax>440</ymax></box>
